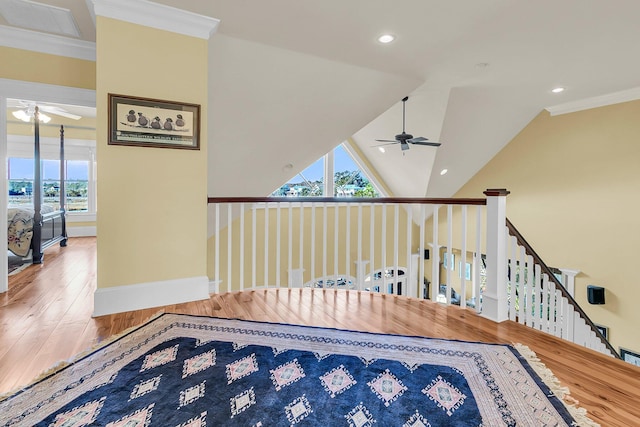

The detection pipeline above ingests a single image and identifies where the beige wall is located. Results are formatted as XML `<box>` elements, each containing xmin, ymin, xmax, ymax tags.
<box><xmin>455</xmin><ymin>101</ymin><xmax>640</xmax><ymax>353</ymax></box>
<box><xmin>208</xmin><ymin>205</ymin><xmax>419</xmax><ymax>292</ymax></box>
<box><xmin>96</xmin><ymin>17</ymin><xmax>208</xmax><ymax>287</ymax></box>
<box><xmin>0</xmin><ymin>46</ymin><xmax>95</xmax><ymax>89</ymax></box>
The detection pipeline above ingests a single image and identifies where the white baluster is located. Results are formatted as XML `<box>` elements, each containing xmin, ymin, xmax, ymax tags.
<box><xmin>460</xmin><ymin>206</ymin><xmax>467</xmax><ymax>308</ymax></box>
<box><xmin>276</xmin><ymin>204</ymin><xmax>281</xmax><ymax>287</ymax></box>
<box><xmin>431</xmin><ymin>206</ymin><xmax>440</xmax><ymax>301</ymax></box>
<box><xmin>228</xmin><ymin>203</ymin><xmax>233</xmax><ymax>290</ymax></box>
<box><xmin>251</xmin><ymin>205</ymin><xmax>256</xmax><ymax>289</ymax></box>
<box><xmin>474</xmin><ymin>206</ymin><xmax>482</xmax><ymax>313</ymax></box>
<box><xmin>214</xmin><ymin>203</ymin><xmax>220</xmax><ymax>292</ymax></box>
<box><xmin>446</xmin><ymin>204</ymin><xmax>452</xmax><ymax>305</ymax></box>
<box><xmin>525</xmin><ymin>255</ymin><xmax>534</xmax><ymax>328</ymax></box>
<box><xmin>239</xmin><ymin>203</ymin><xmax>245</xmax><ymax>291</ymax></box>
<box><xmin>287</xmin><ymin>203</ymin><xmax>292</xmax><ymax>289</ymax></box>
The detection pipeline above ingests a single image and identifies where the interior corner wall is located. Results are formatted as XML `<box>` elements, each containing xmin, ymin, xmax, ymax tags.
<box><xmin>95</xmin><ymin>18</ymin><xmax>208</xmax><ymax>295</ymax></box>
<box><xmin>454</xmin><ymin>100</ymin><xmax>640</xmax><ymax>354</ymax></box>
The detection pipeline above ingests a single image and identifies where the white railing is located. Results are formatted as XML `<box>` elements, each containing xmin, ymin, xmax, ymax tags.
<box><xmin>208</xmin><ymin>196</ymin><xmax>488</xmax><ymax>302</ymax></box>
<box><xmin>505</xmin><ymin>219</ymin><xmax>617</xmax><ymax>357</ymax></box>
<box><xmin>207</xmin><ymin>191</ymin><xmax>619</xmax><ymax>359</ymax></box>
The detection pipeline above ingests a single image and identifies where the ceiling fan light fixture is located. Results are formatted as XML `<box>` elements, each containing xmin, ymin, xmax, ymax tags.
<box><xmin>12</xmin><ymin>109</ymin><xmax>51</xmax><ymax>123</ymax></box>
<box><xmin>377</xmin><ymin>34</ymin><xmax>395</xmax><ymax>44</ymax></box>
<box><xmin>12</xmin><ymin>109</ymin><xmax>30</xmax><ymax>122</ymax></box>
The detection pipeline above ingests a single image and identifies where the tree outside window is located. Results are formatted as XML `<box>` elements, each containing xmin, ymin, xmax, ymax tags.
<box><xmin>271</xmin><ymin>144</ymin><xmax>381</xmax><ymax>198</ymax></box>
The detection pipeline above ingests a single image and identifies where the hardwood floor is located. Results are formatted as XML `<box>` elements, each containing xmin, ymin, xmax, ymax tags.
<box><xmin>1</xmin><ymin>237</ymin><xmax>639</xmax><ymax>425</ymax></box>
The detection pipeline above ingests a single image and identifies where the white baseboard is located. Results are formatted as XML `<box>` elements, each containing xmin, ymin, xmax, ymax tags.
<box><xmin>209</xmin><ymin>280</ymin><xmax>220</xmax><ymax>294</ymax></box>
<box><xmin>67</xmin><ymin>226</ymin><xmax>97</xmax><ymax>237</ymax></box>
<box><xmin>93</xmin><ymin>275</ymin><xmax>209</xmax><ymax>317</ymax></box>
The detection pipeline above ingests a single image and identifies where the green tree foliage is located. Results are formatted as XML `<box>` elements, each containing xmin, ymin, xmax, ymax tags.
<box><xmin>354</xmin><ymin>182</ymin><xmax>379</xmax><ymax>197</ymax></box>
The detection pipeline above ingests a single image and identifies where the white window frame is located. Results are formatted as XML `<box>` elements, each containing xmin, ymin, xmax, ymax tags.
<box><xmin>7</xmin><ymin>135</ymin><xmax>97</xmax><ymax>221</ymax></box>
<box><xmin>270</xmin><ymin>140</ymin><xmax>386</xmax><ymax>199</ymax></box>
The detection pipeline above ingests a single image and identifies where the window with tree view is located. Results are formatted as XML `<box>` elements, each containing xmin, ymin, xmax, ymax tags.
<box><xmin>271</xmin><ymin>144</ymin><xmax>381</xmax><ymax>198</ymax></box>
<box><xmin>7</xmin><ymin>157</ymin><xmax>89</xmax><ymax>211</ymax></box>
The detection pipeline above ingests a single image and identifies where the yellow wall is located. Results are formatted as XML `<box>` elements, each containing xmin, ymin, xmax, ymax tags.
<box><xmin>96</xmin><ymin>18</ymin><xmax>208</xmax><ymax>287</ymax></box>
<box><xmin>208</xmin><ymin>205</ymin><xmax>419</xmax><ymax>292</ymax></box>
<box><xmin>1</xmin><ymin>46</ymin><xmax>96</xmax><ymax>141</ymax></box>
<box><xmin>455</xmin><ymin>101</ymin><xmax>640</xmax><ymax>353</ymax></box>
<box><xmin>0</xmin><ymin>46</ymin><xmax>95</xmax><ymax>89</ymax></box>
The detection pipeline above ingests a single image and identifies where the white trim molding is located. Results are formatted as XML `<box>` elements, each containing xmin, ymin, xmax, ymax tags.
<box><xmin>546</xmin><ymin>86</ymin><xmax>640</xmax><ymax>116</ymax></box>
<box><xmin>0</xmin><ymin>78</ymin><xmax>96</xmax><ymax>106</ymax></box>
<box><xmin>91</xmin><ymin>0</ymin><xmax>220</xmax><ymax>40</ymax></box>
<box><xmin>93</xmin><ymin>275</ymin><xmax>210</xmax><ymax>316</ymax></box>
<box><xmin>0</xmin><ymin>25</ymin><xmax>96</xmax><ymax>61</ymax></box>
<box><xmin>67</xmin><ymin>226</ymin><xmax>97</xmax><ymax>237</ymax></box>
<box><xmin>208</xmin><ymin>280</ymin><xmax>221</xmax><ymax>294</ymax></box>
<box><xmin>559</xmin><ymin>268</ymin><xmax>580</xmax><ymax>297</ymax></box>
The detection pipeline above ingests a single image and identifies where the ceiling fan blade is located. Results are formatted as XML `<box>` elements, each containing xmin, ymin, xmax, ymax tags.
<box><xmin>407</xmin><ymin>136</ymin><xmax>428</xmax><ymax>143</ymax></box>
<box><xmin>38</xmin><ymin>105</ymin><xmax>82</xmax><ymax>120</ymax></box>
<box><xmin>372</xmin><ymin>141</ymin><xmax>400</xmax><ymax>147</ymax></box>
<box><xmin>375</xmin><ymin>139</ymin><xmax>399</xmax><ymax>143</ymax></box>
<box><xmin>410</xmin><ymin>140</ymin><xmax>442</xmax><ymax>147</ymax></box>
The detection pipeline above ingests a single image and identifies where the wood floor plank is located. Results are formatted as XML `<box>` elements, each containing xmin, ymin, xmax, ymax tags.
<box><xmin>1</xmin><ymin>237</ymin><xmax>639</xmax><ymax>426</ymax></box>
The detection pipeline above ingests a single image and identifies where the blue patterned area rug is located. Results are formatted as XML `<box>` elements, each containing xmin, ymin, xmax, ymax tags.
<box><xmin>0</xmin><ymin>314</ymin><xmax>595</xmax><ymax>426</ymax></box>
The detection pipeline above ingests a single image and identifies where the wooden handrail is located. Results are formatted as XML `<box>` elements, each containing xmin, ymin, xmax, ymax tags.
<box><xmin>506</xmin><ymin>218</ymin><xmax>619</xmax><ymax>358</ymax></box>
<box><xmin>208</xmin><ymin>196</ymin><xmax>487</xmax><ymax>205</ymax></box>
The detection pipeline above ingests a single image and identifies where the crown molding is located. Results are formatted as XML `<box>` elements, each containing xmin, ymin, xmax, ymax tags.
<box><xmin>91</xmin><ymin>0</ymin><xmax>219</xmax><ymax>40</ymax></box>
<box><xmin>545</xmin><ymin>87</ymin><xmax>640</xmax><ymax>116</ymax></box>
<box><xmin>0</xmin><ymin>25</ymin><xmax>95</xmax><ymax>61</ymax></box>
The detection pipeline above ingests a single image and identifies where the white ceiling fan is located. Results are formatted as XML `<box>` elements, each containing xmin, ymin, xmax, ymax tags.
<box><xmin>8</xmin><ymin>99</ymin><xmax>82</xmax><ymax>122</ymax></box>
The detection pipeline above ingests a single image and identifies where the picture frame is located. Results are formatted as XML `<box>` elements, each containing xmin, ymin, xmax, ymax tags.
<box><xmin>108</xmin><ymin>93</ymin><xmax>200</xmax><ymax>150</ymax></box>
<box><xmin>620</xmin><ymin>348</ymin><xmax>640</xmax><ymax>367</ymax></box>
<box><xmin>443</xmin><ymin>252</ymin><xmax>455</xmax><ymax>270</ymax></box>
<box><xmin>594</xmin><ymin>323</ymin><xmax>608</xmax><ymax>340</ymax></box>
<box><xmin>459</xmin><ymin>262</ymin><xmax>471</xmax><ymax>280</ymax></box>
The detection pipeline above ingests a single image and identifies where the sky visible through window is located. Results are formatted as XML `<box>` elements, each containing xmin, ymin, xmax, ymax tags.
<box><xmin>8</xmin><ymin>158</ymin><xmax>88</xmax><ymax>180</ymax></box>
<box><xmin>286</xmin><ymin>145</ymin><xmax>356</xmax><ymax>183</ymax></box>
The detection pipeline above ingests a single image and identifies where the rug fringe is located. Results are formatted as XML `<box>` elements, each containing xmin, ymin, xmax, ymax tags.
<box><xmin>0</xmin><ymin>310</ymin><xmax>166</xmax><ymax>403</ymax></box>
<box><xmin>513</xmin><ymin>343</ymin><xmax>601</xmax><ymax>427</ymax></box>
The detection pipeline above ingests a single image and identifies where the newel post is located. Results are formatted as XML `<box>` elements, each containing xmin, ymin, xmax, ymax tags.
<box><xmin>482</xmin><ymin>188</ymin><xmax>510</xmax><ymax>322</ymax></box>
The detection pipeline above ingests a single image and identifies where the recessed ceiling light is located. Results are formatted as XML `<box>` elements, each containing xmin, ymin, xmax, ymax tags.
<box><xmin>378</xmin><ymin>146</ymin><xmax>386</xmax><ymax>153</ymax></box>
<box><xmin>440</xmin><ymin>169</ymin><xmax>448</xmax><ymax>176</ymax></box>
<box><xmin>377</xmin><ymin>34</ymin><xmax>395</xmax><ymax>44</ymax></box>
<box><xmin>551</xmin><ymin>87</ymin><xmax>565</xmax><ymax>93</ymax></box>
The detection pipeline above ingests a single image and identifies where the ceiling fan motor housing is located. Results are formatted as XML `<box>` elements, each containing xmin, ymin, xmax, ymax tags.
<box><xmin>396</xmin><ymin>132</ymin><xmax>413</xmax><ymax>141</ymax></box>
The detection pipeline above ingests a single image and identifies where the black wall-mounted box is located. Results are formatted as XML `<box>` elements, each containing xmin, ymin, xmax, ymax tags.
<box><xmin>587</xmin><ymin>285</ymin><xmax>605</xmax><ymax>305</ymax></box>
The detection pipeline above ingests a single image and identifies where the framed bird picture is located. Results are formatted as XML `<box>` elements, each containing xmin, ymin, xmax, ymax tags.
<box><xmin>108</xmin><ymin>94</ymin><xmax>200</xmax><ymax>150</ymax></box>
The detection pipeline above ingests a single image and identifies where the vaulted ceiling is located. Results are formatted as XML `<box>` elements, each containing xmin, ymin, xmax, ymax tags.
<box><xmin>3</xmin><ymin>0</ymin><xmax>640</xmax><ymax>198</ymax></box>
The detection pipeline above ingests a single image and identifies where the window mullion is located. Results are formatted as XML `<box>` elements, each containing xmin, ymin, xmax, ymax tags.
<box><xmin>324</xmin><ymin>151</ymin><xmax>334</xmax><ymax>197</ymax></box>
